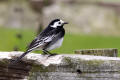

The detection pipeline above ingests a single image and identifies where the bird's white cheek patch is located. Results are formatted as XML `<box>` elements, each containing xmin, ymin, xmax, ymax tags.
<box><xmin>50</xmin><ymin>23</ymin><xmax>58</xmax><ymax>28</ymax></box>
<box><xmin>60</xmin><ymin>20</ymin><xmax>64</xmax><ymax>24</ymax></box>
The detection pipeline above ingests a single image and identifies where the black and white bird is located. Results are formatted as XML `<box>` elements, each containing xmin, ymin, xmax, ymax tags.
<box><xmin>11</xmin><ymin>19</ymin><xmax>68</xmax><ymax>63</ymax></box>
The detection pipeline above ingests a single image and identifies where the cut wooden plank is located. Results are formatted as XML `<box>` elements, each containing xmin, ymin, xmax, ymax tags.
<box><xmin>75</xmin><ymin>48</ymin><xmax>118</xmax><ymax>57</ymax></box>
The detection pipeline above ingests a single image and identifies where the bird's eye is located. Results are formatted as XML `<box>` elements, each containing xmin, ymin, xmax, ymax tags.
<box><xmin>58</xmin><ymin>22</ymin><xmax>61</xmax><ymax>24</ymax></box>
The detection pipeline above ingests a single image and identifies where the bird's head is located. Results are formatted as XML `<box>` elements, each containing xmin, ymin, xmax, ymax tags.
<box><xmin>49</xmin><ymin>19</ymin><xmax>68</xmax><ymax>28</ymax></box>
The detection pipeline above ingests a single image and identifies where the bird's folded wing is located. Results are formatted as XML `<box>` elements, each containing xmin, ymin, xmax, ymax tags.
<box><xmin>27</xmin><ymin>29</ymin><xmax>57</xmax><ymax>51</ymax></box>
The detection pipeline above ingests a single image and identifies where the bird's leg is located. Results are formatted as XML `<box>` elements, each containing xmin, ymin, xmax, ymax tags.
<box><xmin>42</xmin><ymin>49</ymin><xmax>57</xmax><ymax>56</ymax></box>
<box><xmin>42</xmin><ymin>49</ymin><xmax>51</xmax><ymax>55</ymax></box>
<box><xmin>46</xmin><ymin>50</ymin><xmax>58</xmax><ymax>57</ymax></box>
<box><xmin>42</xmin><ymin>50</ymin><xmax>47</xmax><ymax>55</ymax></box>
<box><xmin>45</xmin><ymin>50</ymin><xmax>52</xmax><ymax>54</ymax></box>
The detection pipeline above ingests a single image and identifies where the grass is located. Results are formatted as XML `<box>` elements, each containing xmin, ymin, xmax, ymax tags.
<box><xmin>54</xmin><ymin>34</ymin><xmax>120</xmax><ymax>54</ymax></box>
<box><xmin>0</xmin><ymin>27</ymin><xmax>120</xmax><ymax>56</ymax></box>
<box><xmin>0</xmin><ymin>27</ymin><xmax>35</xmax><ymax>51</ymax></box>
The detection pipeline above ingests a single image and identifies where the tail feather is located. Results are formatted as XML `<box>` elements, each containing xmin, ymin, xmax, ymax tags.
<box><xmin>9</xmin><ymin>51</ymin><xmax>31</xmax><ymax>65</ymax></box>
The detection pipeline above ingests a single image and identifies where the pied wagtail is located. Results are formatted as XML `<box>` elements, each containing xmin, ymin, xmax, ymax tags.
<box><xmin>11</xmin><ymin>19</ymin><xmax>68</xmax><ymax>63</ymax></box>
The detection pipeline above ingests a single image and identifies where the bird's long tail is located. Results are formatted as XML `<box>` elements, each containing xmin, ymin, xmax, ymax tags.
<box><xmin>9</xmin><ymin>50</ymin><xmax>31</xmax><ymax>65</ymax></box>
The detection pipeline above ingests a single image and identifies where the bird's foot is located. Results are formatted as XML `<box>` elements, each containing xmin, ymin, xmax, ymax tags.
<box><xmin>48</xmin><ymin>53</ymin><xmax>58</xmax><ymax>57</ymax></box>
<box><xmin>42</xmin><ymin>50</ymin><xmax>58</xmax><ymax>57</ymax></box>
<box><xmin>42</xmin><ymin>52</ymin><xmax>49</xmax><ymax>55</ymax></box>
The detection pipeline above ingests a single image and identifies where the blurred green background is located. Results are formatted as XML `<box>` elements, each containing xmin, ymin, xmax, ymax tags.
<box><xmin>0</xmin><ymin>0</ymin><xmax>120</xmax><ymax>55</ymax></box>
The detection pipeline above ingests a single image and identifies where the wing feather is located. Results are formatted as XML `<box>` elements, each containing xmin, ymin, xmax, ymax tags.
<box><xmin>27</xmin><ymin>29</ymin><xmax>57</xmax><ymax>51</ymax></box>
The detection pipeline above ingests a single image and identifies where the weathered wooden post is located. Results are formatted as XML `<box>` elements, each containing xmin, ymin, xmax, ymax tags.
<box><xmin>0</xmin><ymin>51</ymin><xmax>120</xmax><ymax>80</ymax></box>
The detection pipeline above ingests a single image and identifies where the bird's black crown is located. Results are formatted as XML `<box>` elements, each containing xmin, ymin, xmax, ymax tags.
<box><xmin>48</xmin><ymin>19</ymin><xmax>68</xmax><ymax>28</ymax></box>
<box><xmin>49</xmin><ymin>19</ymin><xmax>60</xmax><ymax>25</ymax></box>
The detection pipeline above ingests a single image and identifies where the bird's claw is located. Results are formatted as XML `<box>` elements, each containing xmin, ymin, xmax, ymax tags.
<box><xmin>48</xmin><ymin>53</ymin><xmax>58</xmax><ymax>57</ymax></box>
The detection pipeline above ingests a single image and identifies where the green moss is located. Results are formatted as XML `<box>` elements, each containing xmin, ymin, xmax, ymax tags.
<box><xmin>64</xmin><ymin>57</ymin><xmax>74</xmax><ymax>67</ymax></box>
<box><xmin>64</xmin><ymin>57</ymin><xmax>105</xmax><ymax>67</ymax></box>
<box><xmin>0</xmin><ymin>59</ymin><xmax>9</xmax><ymax>66</ymax></box>
<box><xmin>31</xmin><ymin>64</ymin><xmax>49</xmax><ymax>72</ymax></box>
<box><xmin>64</xmin><ymin>57</ymin><xmax>72</xmax><ymax>64</ymax></box>
<box><xmin>85</xmin><ymin>60</ymin><xmax>104</xmax><ymax>66</ymax></box>
<box><xmin>29</xmin><ymin>64</ymin><xmax>49</xmax><ymax>80</ymax></box>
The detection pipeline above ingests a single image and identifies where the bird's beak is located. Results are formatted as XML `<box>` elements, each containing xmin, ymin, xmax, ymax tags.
<box><xmin>63</xmin><ymin>22</ymin><xmax>68</xmax><ymax>24</ymax></box>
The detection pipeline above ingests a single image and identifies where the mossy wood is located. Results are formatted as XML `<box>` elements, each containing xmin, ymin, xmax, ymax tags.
<box><xmin>0</xmin><ymin>52</ymin><xmax>120</xmax><ymax>80</ymax></box>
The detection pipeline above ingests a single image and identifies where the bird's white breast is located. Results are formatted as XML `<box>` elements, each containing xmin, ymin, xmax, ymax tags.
<box><xmin>47</xmin><ymin>38</ymin><xmax>64</xmax><ymax>51</ymax></box>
